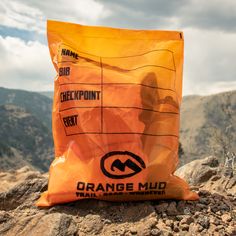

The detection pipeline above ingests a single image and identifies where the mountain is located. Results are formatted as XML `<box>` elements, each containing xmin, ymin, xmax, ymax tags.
<box><xmin>0</xmin><ymin>87</ymin><xmax>53</xmax><ymax>172</ymax></box>
<box><xmin>0</xmin><ymin>87</ymin><xmax>52</xmax><ymax>129</ymax></box>
<box><xmin>180</xmin><ymin>90</ymin><xmax>236</xmax><ymax>165</ymax></box>
<box><xmin>36</xmin><ymin>89</ymin><xmax>235</xmax><ymax>166</ymax></box>
<box><xmin>38</xmin><ymin>91</ymin><xmax>53</xmax><ymax>99</ymax></box>
<box><xmin>0</xmin><ymin>87</ymin><xmax>235</xmax><ymax>171</ymax></box>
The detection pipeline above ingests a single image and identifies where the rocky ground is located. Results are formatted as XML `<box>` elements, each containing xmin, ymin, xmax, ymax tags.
<box><xmin>0</xmin><ymin>157</ymin><xmax>235</xmax><ymax>236</ymax></box>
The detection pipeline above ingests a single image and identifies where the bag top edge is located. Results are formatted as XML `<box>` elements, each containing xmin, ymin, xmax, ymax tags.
<box><xmin>47</xmin><ymin>19</ymin><xmax>183</xmax><ymax>40</ymax></box>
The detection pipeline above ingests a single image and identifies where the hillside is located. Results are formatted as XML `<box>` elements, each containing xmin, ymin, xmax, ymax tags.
<box><xmin>180</xmin><ymin>90</ymin><xmax>236</xmax><ymax>165</ymax></box>
<box><xmin>0</xmin><ymin>87</ymin><xmax>52</xmax><ymax>129</ymax></box>
<box><xmin>38</xmin><ymin>91</ymin><xmax>53</xmax><ymax>99</ymax></box>
<box><xmin>0</xmin><ymin>87</ymin><xmax>235</xmax><ymax>171</ymax></box>
<box><xmin>0</xmin><ymin>87</ymin><xmax>53</xmax><ymax>172</ymax></box>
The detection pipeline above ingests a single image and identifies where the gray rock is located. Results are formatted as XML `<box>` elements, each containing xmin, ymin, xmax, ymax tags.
<box><xmin>0</xmin><ymin>166</ymin><xmax>235</xmax><ymax>236</ymax></box>
<box><xmin>180</xmin><ymin>216</ymin><xmax>194</xmax><ymax>225</ymax></box>
<box><xmin>175</xmin><ymin>156</ymin><xmax>219</xmax><ymax>185</ymax></box>
<box><xmin>155</xmin><ymin>202</ymin><xmax>169</xmax><ymax>214</ymax></box>
<box><xmin>197</xmin><ymin>216</ymin><xmax>210</xmax><ymax>229</ymax></box>
<box><xmin>167</xmin><ymin>202</ymin><xmax>178</xmax><ymax>216</ymax></box>
<box><xmin>150</xmin><ymin>228</ymin><xmax>161</xmax><ymax>236</ymax></box>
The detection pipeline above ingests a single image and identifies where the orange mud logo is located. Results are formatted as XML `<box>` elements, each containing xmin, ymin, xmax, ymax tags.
<box><xmin>100</xmin><ymin>151</ymin><xmax>146</xmax><ymax>179</ymax></box>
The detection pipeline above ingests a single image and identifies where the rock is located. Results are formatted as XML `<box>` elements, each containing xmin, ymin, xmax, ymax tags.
<box><xmin>78</xmin><ymin>214</ymin><xmax>103</xmax><ymax>234</ymax></box>
<box><xmin>150</xmin><ymin>228</ymin><xmax>161</xmax><ymax>236</ymax></box>
<box><xmin>221</xmin><ymin>213</ymin><xmax>232</xmax><ymax>223</ymax></box>
<box><xmin>198</xmin><ymin>197</ymin><xmax>209</xmax><ymax>204</ymax></box>
<box><xmin>0</xmin><ymin>177</ymin><xmax>47</xmax><ymax>211</ymax></box>
<box><xmin>175</xmin><ymin>156</ymin><xmax>219</xmax><ymax>185</ymax></box>
<box><xmin>0</xmin><ymin>166</ymin><xmax>41</xmax><ymax>193</ymax></box>
<box><xmin>176</xmin><ymin>201</ymin><xmax>185</xmax><ymax>212</ymax></box>
<box><xmin>167</xmin><ymin>202</ymin><xmax>178</xmax><ymax>216</ymax></box>
<box><xmin>226</xmin><ymin>176</ymin><xmax>236</xmax><ymax>189</ymax></box>
<box><xmin>213</xmin><ymin>219</ymin><xmax>221</xmax><ymax>226</ymax></box>
<box><xmin>198</xmin><ymin>189</ymin><xmax>210</xmax><ymax>196</ymax></box>
<box><xmin>195</xmin><ymin>203</ymin><xmax>205</xmax><ymax>210</ymax></box>
<box><xmin>160</xmin><ymin>229</ymin><xmax>173</xmax><ymax>236</ymax></box>
<box><xmin>0</xmin><ymin>212</ymin><xmax>78</xmax><ymax>236</ymax></box>
<box><xmin>193</xmin><ymin>211</ymin><xmax>201</xmax><ymax>218</ymax></box>
<box><xmin>165</xmin><ymin>219</ymin><xmax>173</xmax><ymax>228</ymax></box>
<box><xmin>173</xmin><ymin>225</ymin><xmax>179</xmax><ymax>233</ymax></box>
<box><xmin>155</xmin><ymin>202</ymin><xmax>169</xmax><ymax>214</ymax></box>
<box><xmin>189</xmin><ymin>222</ymin><xmax>205</xmax><ymax>233</ymax></box>
<box><xmin>130</xmin><ymin>227</ymin><xmax>137</xmax><ymax>234</ymax></box>
<box><xmin>117</xmin><ymin>227</ymin><xmax>126</xmax><ymax>235</ymax></box>
<box><xmin>180</xmin><ymin>223</ymin><xmax>189</xmax><ymax>231</ymax></box>
<box><xmin>227</xmin><ymin>226</ymin><xmax>236</xmax><ymax>235</ymax></box>
<box><xmin>180</xmin><ymin>216</ymin><xmax>194</xmax><ymax>225</ymax></box>
<box><xmin>183</xmin><ymin>207</ymin><xmax>191</xmax><ymax>215</ymax></box>
<box><xmin>175</xmin><ymin>215</ymin><xmax>183</xmax><ymax>221</ymax></box>
<box><xmin>210</xmin><ymin>175</ymin><xmax>221</xmax><ymax>181</ymax></box>
<box><xmin>188</xmin><ymin>223</ymin><xmax>199</xmax><ymax>233</ymax></box>
<box><xmin>0</xmin><ymin>165</ymin><xmax>235</xmax><ymax>236</ymax></box>
<box><xmin>0</xmin><ymin>211</ymin><xmax>12</xmax><ymax>224</ymax></box>
<box><xmin>197</xmin><ymin>216</ymin><xmax>210</xmax><ymax>229</ymax></box>
<box><xmin>215</xmin><ymin>225</ymin><xmax>224</xmax><ymax>231</ymax></box>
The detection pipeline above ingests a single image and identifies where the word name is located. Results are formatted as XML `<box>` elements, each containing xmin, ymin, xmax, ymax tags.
<box><xmin>61</xmin><ymin>49</ymin><xmax>79</xmax><ymax>59</ymax></box>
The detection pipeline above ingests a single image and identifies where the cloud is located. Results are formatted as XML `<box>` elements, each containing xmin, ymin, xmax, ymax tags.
<box><xmin>0</xmin><ymin>0</ymin><xmax>45</xmax><ymax>33</ymax></box>
<box><xmin>97</xmin><ymin>0</ymin><xmax>236</xmax><ymax>32</ymax></box>
<box><xmin>179</xmin><ymin>0</ymin><xmax>236</xmax><ymax>32</ymax></box>
<box><xmin>96</xmin><ymin>0</ymin><xmax>186</xmax><ymax>29</ymax></box>
<box><xmin>183</xmin><ymin>28</ymin><xmax>236</xmax><ymax>95</ymax></box>
<box><xmin>0</xmin><ymin>0</ymin><xmax>109</xmax><ymax>35</ymax></box>
<box><xmin>198</xmin><ymin>81</ymin><xmax>236</xmax><ymax>95</ymax></box>
<box><xmin>0</xmin><ymin>0</ymin><xmax>235</xmax><ymax>95</ymax></box>
<box><xmin>0</xmin><ymin>36</ymin><xmax>54</xmax><ymax>91</ymax></box>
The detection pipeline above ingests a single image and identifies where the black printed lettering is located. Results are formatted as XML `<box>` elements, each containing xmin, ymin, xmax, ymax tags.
<box><xmin>63</xmin><ymin>115</ymin><xmax>78</xmax><ymax>127</ymax></box>
<box><xmin>60</xmin><ymin>90</ymin><xmax>101</xmax><ymax>102</ymax></box>
<box><xmin>59</xmin><ymin>67</ymin><xmax>70</xmax><ymax>76</ymax></box>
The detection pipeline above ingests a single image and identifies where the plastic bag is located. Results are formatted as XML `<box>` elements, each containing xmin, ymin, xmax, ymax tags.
<box><xmin>36</xmin><ymin>20</ymin><xmax>199</xmax><ymax>207</ymax></box>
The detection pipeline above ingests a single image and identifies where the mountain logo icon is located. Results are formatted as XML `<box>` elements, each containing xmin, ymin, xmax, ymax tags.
<box><xmin>100</xmin><ymin>151</ymin><xmax>146</xmax><ymax>179</ymax></box>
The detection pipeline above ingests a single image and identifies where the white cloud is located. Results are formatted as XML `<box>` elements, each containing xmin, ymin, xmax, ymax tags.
<box><xmin>0</xmin><ymin>0</ymin><xmax>45</xmax><ymax>33</ymax></box>
<box><xmin>0</xmin><ymin>0</ymin><xmax>110</xmax><ymax>34</ymax></box>
<box><xmin>183</xmin><ymin>28</ymin><xmax>236</xmax><ymax>95</ymax></box>
<box><xmin>0</xmin><ymin>36</ymin><xmax>54</xmax><ymax>91</ymax></box>
<box><xmin>0</xmin><ymin>0</ymin><xmax>235</xmax><ymax>95</ymax></box>
<box><xmin>179</xmin><ymin>0</ymin><xmax>236</xmax><ymax>32</ymax></box>
<box><xmin>202</xmin><ymin>81</ymin><xmax>236</xmax><ymax>95</ymax></box>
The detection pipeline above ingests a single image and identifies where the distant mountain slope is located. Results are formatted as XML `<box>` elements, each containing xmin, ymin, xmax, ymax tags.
<box><xmin>180</xmin><ymin>90</ymin><xmax>236</xmax><ymax>165</ymax></box>
<box><xmin>0</xmin><ymin>87</ymin><xmax>53</xmax><ymax>172</ymax></box>
<box><xmin>0</xmin><ymin>87</ymin><xmax>52</xmax><ymax>129</ymax></box>
<box><xmin>38</xmin><ymin>91</ymin><xmax>53</xmax><ymax>99</ymax></box>
<box><xmin>0</xmin><ymin>87</ymin><xmax>235</xmax><ymax>171</ymax></box>
<box><xmin>0</xmin><ymin>104</ymin><xmax>53</xmax><ymax>171</ymax></box>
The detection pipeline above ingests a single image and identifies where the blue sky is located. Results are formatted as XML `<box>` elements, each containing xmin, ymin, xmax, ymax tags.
<box><xmin>0</xmin><ymin>0</ymin><xmax>236</xmax><ymax>95</ymax></box>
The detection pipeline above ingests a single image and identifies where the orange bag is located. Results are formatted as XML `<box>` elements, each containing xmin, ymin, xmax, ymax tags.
<box><xmin>36</xmin><ymin>20</ymin><xmax>199</xmax><ymax>207</ymax></box>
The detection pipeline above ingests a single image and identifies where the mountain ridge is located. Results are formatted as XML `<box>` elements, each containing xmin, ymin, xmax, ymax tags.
<box><xmin>0</xmin><ymin>87</ymin><xmax>53</xmax><ymax>172</ymax></box>
<box><xmin>0</xmin><ymin>86</ymin><xmax>235</xmax><ymax>172</ymax></box>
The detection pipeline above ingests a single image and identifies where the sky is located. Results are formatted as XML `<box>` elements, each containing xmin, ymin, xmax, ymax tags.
<box><xmin>0</xmin><ymin>0</ymin><xmax>236</xmax><ymax>95</ymax></box>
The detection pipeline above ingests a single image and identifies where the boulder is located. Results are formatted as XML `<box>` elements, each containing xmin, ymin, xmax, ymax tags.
<box><xmin>175</xmin><ymin>156</ymin><xmax>219</xmax><ymax>185</ymax></box>
<box><xmin>0</xmin><ymin>166</ymin><xmax>235</xmax><ymax>236</ymax></box>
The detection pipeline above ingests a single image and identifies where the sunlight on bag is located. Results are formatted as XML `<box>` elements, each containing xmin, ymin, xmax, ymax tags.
<box><xmin>36</xmin><ymin>20</ymin><xmax>199</xmax><ymax>207</ymax></box>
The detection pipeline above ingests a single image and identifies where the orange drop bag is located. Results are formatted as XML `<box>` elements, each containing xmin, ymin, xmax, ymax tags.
<box><xmin>36</xmin><ymin>20</ymin><xmax>199</xmax><ymax>207</ymax></box>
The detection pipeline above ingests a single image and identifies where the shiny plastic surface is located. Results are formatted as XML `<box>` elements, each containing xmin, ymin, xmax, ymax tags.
<box><xmin>36</xmin><ymin>20</ymin><xmax>199</xmax><ymax>207</ymax></box>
